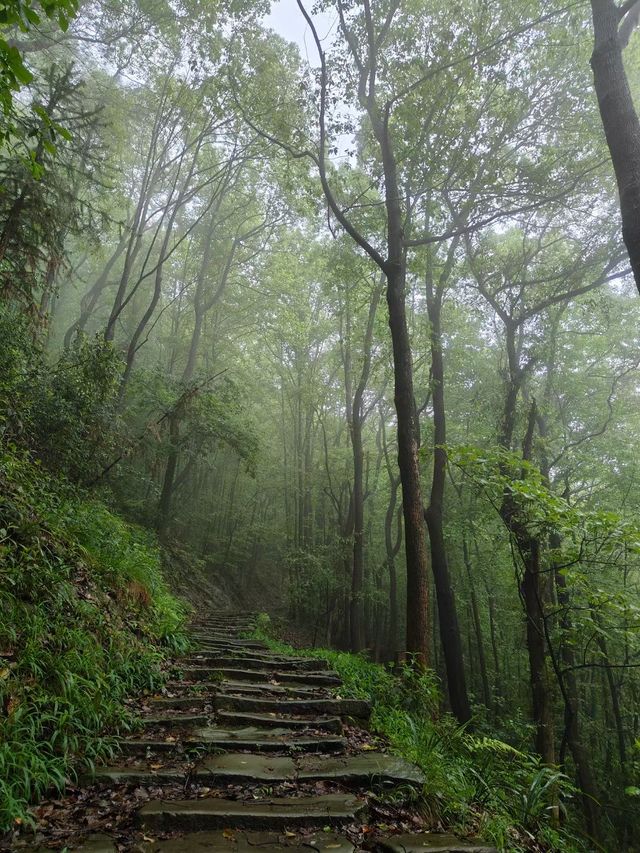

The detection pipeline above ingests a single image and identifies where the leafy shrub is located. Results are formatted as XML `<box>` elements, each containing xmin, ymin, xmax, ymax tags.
<box><xmin>0</xmin><ymin>446</ymin><xmax>189</xmax><ymax>829</ymax></box>
<box><xmin>252</xmin><ymin>615</ymin><xmax>582</xmax><ymax>853</ymax></box>
<box><xmin>0</xmin><ymin>305</ymin><xmax>122</xmax><ymax>482</ymax></box>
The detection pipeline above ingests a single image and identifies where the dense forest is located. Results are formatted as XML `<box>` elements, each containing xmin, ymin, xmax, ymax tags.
<box><xmin>2</xmin><ymin>0</ymin><xmax>640</xmax><ymax>850</ymax></box>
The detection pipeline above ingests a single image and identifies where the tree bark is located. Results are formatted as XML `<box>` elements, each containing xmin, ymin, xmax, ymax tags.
<box><xmin>424</xmin><ymin>270</ymin><xmax>471</xmax><ymax>722</ymax></box>
<box><xmin>591</xmin><ymin>0</ymin><xmax>640</xmax><ymax>293</ymax></box>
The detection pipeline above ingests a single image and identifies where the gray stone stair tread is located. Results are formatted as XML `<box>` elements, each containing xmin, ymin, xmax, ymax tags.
<box><xmin>297</xmin><ymin>753</ymin><xmax>425</xmax><ymax>786</ymax></box>
<box><xmin>275</xmin><ymin>672</ymin><xmax>341</xmax><ymax>686</ymax></box>
<box><xmin>140</xmin><ymin>714</ymin><xmax>210</xmax><ymax>727</ymax></box>
<box><xmin>139</xmin><ymin>830</ymin><xmax>353</xmax><ymax>852</ymax></box>
<box><xmin>220</xmin><ymin>682</ymin><xmax>331</xmax><ymax>699</ymax></box>
<box><xmin>371</xmin><ymin>835</ymin><xmax>497</xmax><ymax>853</ymax></box>
<box><xmin>21</xmin><ymin>834</ymin><xmax>117</xmax><ymax>852</ymax></box>
<box><xmin>196</xmin><ymin>656</ymin><xmax>330</xmax><ymax>672</ymax></box>
<box><xmin>119</xmin><ymin>740</ymin><xmax>195</xmax><ymax>755</ymax></box>
<box><xmin>191</xmin><ymin>726</ymin><xmax>347</xmax><ymax>752</ymax></box>
<box><xmin>121</xmin><ymin>731</ymin><xmax>346</xmax><ymax>754</ymax></box>
<box><xmin>83</xmin><ymin>766</ymin><xmax>185</xmax><ymax>785</ymax></box>
<box><xmin>189</xmin><ymin>646</ymin><xmax>267</xmax><ymax>658</ymax></box>
<box><xmin>204</xmin><ymin>668</ymin><xmax>341</xmax><ymax>687</ymax></box>
<box><xmin>215</xmin><ymin>694</ymin><xmax>370</xmax><ymax>718</ymax></box>
<box><xmin>216</xmin><ymin>710</ymin><xmax>342</xmax><ymax>732</ymax></box>
<box><xmin>181</xmin><ymin>666</ymin><xmax>337</xmax><ymax>682</ymax></box>
<box><xmin>198</xmin><ymin>753</ymin><xmax>295</xmax><ymax>780</ymax></box>
<box><xmin>138</xmin><ymin>793</ymin><xmax>365</xmax><ymax>831</ymax></box>
<box><xmin>187</xmin><ymin>669</ymin><xmax>272</xmax><ymax>683</ymax></box>
<box><xmin>190</xmin><ymin>752</ymin><xmax>423</xmax><ymax>786</ymax></box>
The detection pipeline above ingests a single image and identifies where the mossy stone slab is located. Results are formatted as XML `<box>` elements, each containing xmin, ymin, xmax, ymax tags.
<box><xmin>138</xmin><ymin>830</ymin><xmax>353</xmax><ymax>852</ymax></box>
<box><xmin>371</xmin><ymin>835</ymin><xmax>498</xmax><ymax>853</ymax></box>
<box><xmin>138</xmin><ymin>793</ymin><xmax>366</xmax><ymax>831</ymax></box>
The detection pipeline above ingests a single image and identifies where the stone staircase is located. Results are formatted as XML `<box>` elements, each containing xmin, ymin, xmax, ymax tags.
<box><xmin>24</xmin><ymin>613</ymin><xmax>497</xmax><ymax>852</ymax></box>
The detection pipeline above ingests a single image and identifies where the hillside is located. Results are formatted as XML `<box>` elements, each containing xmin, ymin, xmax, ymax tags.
<box><xmin>0</xmin><ymin>446</ymin><xmax>189</xmax><ymax>830</ymax></box>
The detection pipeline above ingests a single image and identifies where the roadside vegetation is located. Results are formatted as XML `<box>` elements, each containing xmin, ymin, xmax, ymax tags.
<box><xmin>251</xmin><ymin>614</ymin><xmax>580</xmax><ymax>853</ymax></box>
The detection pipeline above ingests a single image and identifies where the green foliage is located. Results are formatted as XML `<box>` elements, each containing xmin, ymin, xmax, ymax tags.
<box><xmin>0</xmin><ymin>306</ymin><xmax>121</xmax><ymax>481</ymax></box>
<box><xmin>0</xmin><ymin>0</ymin><xmax>78</xmax><ymax>129</ymax></box>
<box><xmin>0</xmin><ymin>445</ymin><xmax>189</xmax><ymax>829</ymax></box>
<box><xmin>252</xmin><ymin>616</ymin><xmax>582</xmax><ymax>852</ymax></box>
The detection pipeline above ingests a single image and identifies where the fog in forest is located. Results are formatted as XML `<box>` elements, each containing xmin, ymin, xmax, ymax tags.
<box><xmin>2</xmin><ymin>1</ymin><xmax>640</xmax><ymax>850</ymax></box>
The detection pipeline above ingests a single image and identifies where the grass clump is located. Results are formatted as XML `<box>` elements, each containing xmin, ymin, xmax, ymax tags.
<box><xmin>251</xmin><ymin>613</ymin><xmax>582</xmax><ymax>853</ymax></box>
<box><xmin>0</xmin><ymin>447</ymin><xmax>190</xmax><ymax>831</ymax></box>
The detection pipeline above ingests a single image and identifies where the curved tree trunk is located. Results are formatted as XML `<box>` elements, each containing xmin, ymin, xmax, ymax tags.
<box><xmin>590</xmin><ymin>0</ymin><xmax>640</xmax><ymax>293</ymax></box>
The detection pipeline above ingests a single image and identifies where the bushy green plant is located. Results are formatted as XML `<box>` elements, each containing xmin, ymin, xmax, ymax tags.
<box><xmin>251</xmin><ymin>614</ymin><xmax>583</xmax><ymax>853</ymax></box>
<box><xmin>0</xmin><ymin>306</ymin><xmax>121</xmax><ymax>482</ymax></box>
<box><xmin>0</xmin><ymin>446</ymin><xmax>189</xmax><ymax>829</ymax></box>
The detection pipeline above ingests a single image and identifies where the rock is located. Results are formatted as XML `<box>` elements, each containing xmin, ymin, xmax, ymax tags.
<box><xmin>138</xmin><ymin>830</ymin><xmax>353</xmax><ymax>852</ymax></box>
<box><xmin>189</xmin><ymin>752</ymin><xmax>423</xmax><ymax>788</ymax></box>
<box><xmin>214</xmin><ymin>694</ymin><xmax>371</xmax><ymax>719</ymax></box>
<box><xmin>296</xmin><ymin>753</ymin><xmax>425</xmax><ymax>787</ymax></box>
<box><xmin>197</xmin><ymin>753</ymin><xmax>296</xmax><ymax>782</ymax></box>
<box><xmin>370</xmin><ymin>834</ymin><xmax>498</xmax><ymax>853</ymax></box>
<box><xmin>191</xmin><ymin>726</ymin><xmax>347</xmax><ymax>753</ymax></box>
<box><xmin>138</xmin><ymin>793</ymin><xmax>366</xmax><ymax>831</ymax></box>
<box><xmin>216</xmin><ymin>709</ymin><xmax>343</xmax><ymax>732</ymax></box>
<box><xmin>140</xmin><ymin>714</ymin><xmax>210</xmax><ymax>727</ymax></box>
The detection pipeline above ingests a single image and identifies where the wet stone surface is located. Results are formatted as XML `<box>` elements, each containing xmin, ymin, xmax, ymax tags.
<box><xmin>10</xmin><ymin>612</ymin><xmax>495</xmax><ymax>853</ymax></box>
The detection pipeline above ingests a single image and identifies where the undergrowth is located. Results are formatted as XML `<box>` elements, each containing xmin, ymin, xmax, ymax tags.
<box><xmin>0</xmin><ymin>447</ymin><xmax>190</xmax><ymax>831</ymax></box>
<box><xmin>250</xmin><ymin>613</ymin><xmax>584</xmax><ymax>853</ymax></box>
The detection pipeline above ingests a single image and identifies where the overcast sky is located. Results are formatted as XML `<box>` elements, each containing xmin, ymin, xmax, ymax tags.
<box><xmin>264</xmin><ymin>0</ymin><xmax>338</xmax><ymax>61</ymax></box>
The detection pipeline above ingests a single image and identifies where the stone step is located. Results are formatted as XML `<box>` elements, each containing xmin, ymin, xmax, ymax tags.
<box><xmin>368</xmin><ymin>835</ymin><xmax>498</xmax><ymax>852</ymax></box>
<box><xmin>122</xmin><ymin>728</ymin><xmax>347</xmax><ymax>755</ymax></box>
<box><xmin>215</xmin><ymin>694</ymin><xmax>371</xmax><ymax>719</ymax></box>
<box><xmin>138</xmin><ymin>793</ymin><xmax>366</xmax><ymax>832</ymax></box>
<box><xmin>189</xmin><ymin>641</ymin><xmax>267</xmax><ymax>653</ymax></box>
<box><xmin>274</xmin><ymin>671</ymin><xmax>341</xmax><ymax>686</ymax></box>
<box><xmin>137</xmin><ymin>829</ymin><xmax>353</xmax><ymax>852</ymax></box>
<box><xmin>140</xmin><ymin>714</ymin><xmax>210</xmax><ymax>728</ymax></box>
<box><xmin>189</xmin><ymin>646</ymin><xmax>292</xmax><ymax>659</ymax></box>
<box><xmin>192</xmin><ymin>616</ymin><xmax>255</xmax><ymax>625</ymax></box>
<box><xmin>148</xmin><ymin>695</ymin><xmax>360</xmax><ymax>719</ymax></box>
<box><xmin>187</xmin><ymin>656</ymin><xmax>331</xmax><ymax>672</ymax></box>
<box><xmin>200</xmin><ymin>667</ymin><xmax>342</xmax><ymax>687</ymax></box>
<box><xmin>218</xmin><ymin>681</ymin><xmax>331</xmax><ymax>699</ymax></box>
<box><xmin>191</xmin><ymin>726</ymin><xmax>347</xmax><ymax>753</ymax></box>
<box><xmin>180</xmin><ymin>668</ymin><xmax>341</xmax><ymax>687</ymax></box>
<box><xmin>191</xmin><ymin>632</ymin><xmax>254</xmax><ymax>640</ymax></box>
<box><xmin>88</xmin><ymin>751</ymin><xmax>423</xmax><ymax>789</ymax></box>
<box><xmin>164</xmin><ymin>680</ymin><xmax>329</xmax><ymax>700</ymax></box>
<box><xmin>216</xmin><ymin>710</ymin><xmax>342</xmax><ymax>732</ymax></box>
<box><xmin>23</xmin><ymin>833</ymin><xmax>118</xmax><ymax>852</ymax></box>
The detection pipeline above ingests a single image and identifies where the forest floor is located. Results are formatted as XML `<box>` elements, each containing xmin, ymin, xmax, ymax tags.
<box><xmin>8</xmin><ymin>613</ymin><xmax>497</xmax><ymax>853</ymax></box>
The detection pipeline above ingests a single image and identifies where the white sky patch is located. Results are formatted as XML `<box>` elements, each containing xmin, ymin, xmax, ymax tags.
<box><xmin>264</xmin><ymin>0</ymin><xmax>338</xmax><ymax>59</ymax></box>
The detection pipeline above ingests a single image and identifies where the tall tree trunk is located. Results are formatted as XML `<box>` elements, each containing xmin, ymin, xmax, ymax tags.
<box><xmin>424</xmin><ymin>278</ymin><xmax>471</xmax><ymax>722</ymax></box>
<box><xmin>463</xmin><ymin>535</ymin><xmax>491</xmax><ymax>711</ymax></box>
<box><xmin>349</xmin><ymin>282</ymin><xmax>381</xmax><ymax>652</ymax></box>
<box><xmin>590</xmin><ymin>0</ymin><xmax>640</xmax><ymax>293</ymax></box>
<box><xmin>501</xmin><ymin>402</ymin><xmax>555</xmax><ymax>765</ymax></box>
<box><xmin>156</xmin><ymin>412</ymin><xmax>180</xmax><ymax>535</ymax></box>
<box><xmin>64</xmin><ymin>235</ymin><xmax>128</xmax><ymax>347</ymax></box>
